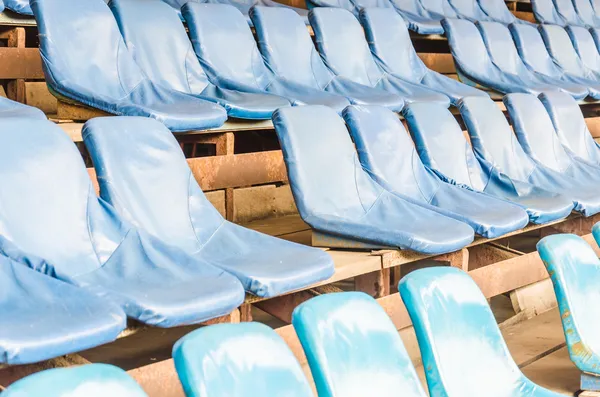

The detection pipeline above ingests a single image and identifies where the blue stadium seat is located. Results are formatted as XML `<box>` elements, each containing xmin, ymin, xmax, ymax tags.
<box><xmin>387</xmin><ymin>0</ymin><xmax>446</xmax><ymax>35</ymax></box>
<box><xmin>292</xmin><ymin>292</ymin><xmax>427</xmax><ymax>397</ymax></box>
<box><xmin>173</xmin><ymin>323</ymin><xmax>313</xmax><ymax>397</ymax></box>
<box><xmin>0</xmin><ymin>255</ymin><xmax>126</xmax><ymax>365</ymax></box>
<box><xmin>531</xmin><ymin>0</ymin><xmax>584</xmax><ymax>26</ymax></box>
<box><xmin>509</xmin><ymin>23</ymin><xmax>600</xmax><ymax>100</ymax></box>
<box><xmin>504</xmin><ymin>93</ymin><xmax>600</xmax><ymax>185</ymax></box>
<box><xmin>343</xmin><ymin>105</ymin><xmax>529</xmax><ymax>238</ymax></box>
<box><xmin>310</xmin><ymin>8</ymin><xmax>451</xmax><ymax>107</ymax></box>
<box><xmin>566</xmin><ymin>26</ymin><xmax>600</xmax><ymax>76</ymax></box>
<box><xmin>443</xmin><ymin>19</ymin><xmax>560</xmax><ymax>95</ymax></box>
<box><xmin>539</xmin><ymin>91</ymin><xmax>600</xmax><ymax>167</ymax></box>
<box><xmin>30</xmin><ymin>0</ymin><xmax>228</xmax><ymax>132</ymax></box>
<box><xmin>447</xmin><ymin>0</ymin><xmax>490</xmax><ymax>21</ymax></box>
<box><xmin>110</xmin><ymin>0</ymin><xmax>290</xmax><ymax>120</ymax></box>
<box><xmin>4</xmin><ymin>0</ymin><xmax>30</xmax><ymax>14</ymax></box>
<box><xmin>83</xmin><ymin>116</ymin><xmax>334</xmax><ymax>298</ymax></box>
<box><xmin>572</xmin><ymin>0</ymin><xmax>600</xmax><ymax>27</ymax></box>
<box><xmin>537</xmin><ymin>233</ymin><xmax>600</xmax><ymax>378</ymax></box>
<box><xmin>0</xmin><ymin>116</ymin><xmax>245</xmax><ymax>327</ymax></box>
<box><xmin>539</xmin><ymin>25</ymin><xmax>600</xmax><ymax>87</ymax></box>
<box><xmin>420</xmin><ymin>0</ymin><xmax>458</xmax><ymax>20</ymax></box>
<box><xmin>182</xmin><ymin>3</ymin><xmax>349</xmax><ymax>113</ymax></box>
<box><xmin>0</xmin><ymin>96</ymin><xmax>47</xmax><ymax>119</ymax></box>
<box><xmin>305</xmin><ymin>0</ymin><xmax>391</xmax><ymax>16</ymax></box>
<box><xmin>404</xmin><ymin>102</ymin><xmax>573</xmax><ymax>225</ymax></box>
<box><xmin>250</xmin><ymin>6</ymin><xmax>405</xmax><ymax>112</ymax></box>
<box><xmin>272</xmin><ymin>105</ymin><xmax>475</xmax><ymax>254</ymax></box>
<box><xmin>162</xmin><ymin>0</ymin><xmax>309</xmax><ymax>24</ymax></box>
<box><xmin>399</xmin><ymin>266</ymin><xmax>565</xmax><ymax>397</ymax></box>
<box><xmin>359</xmin><ymin>9</ymin><xmax>487</xmax><ymax>104</ymax></box>
<box><xmin>459</xmin><ymin>96</ymin><xmax>600</xmax><ymax>216</ymax></box>
<box><xmin>476</xmin><ymin>21</ymin><xmax>587</xmax><ymax>100</ymax></box>
<box><xmin>1</xmin><ymin>364</ymin><xmax>148</xmax><ymax>397</ymax></box>
<box><xmin>477</xmin><ymin>0</ymin><xmax>534</xmax><ymax>25</ymax></box>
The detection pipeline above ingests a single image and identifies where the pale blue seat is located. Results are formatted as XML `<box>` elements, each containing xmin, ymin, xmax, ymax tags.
<box><xmin>572</xmin><ymin>0</ymin><xmax>600</xmax><ymax>27</ymax></box>
<box><xmin>477</xmin><ymin>0</ymin><xmax>534</xmax><ymax>25</ymax></box>
<box><xmin>404</xmin><ymin>101</ymin><xmax>573</xmax><ymax>225</ymax></box>
<box><xmin>504</xmin><ymin>94</ymin><xmax>600</xmax><ymax>185</ymax></box>
<box><xmin>83</xmin><ymin>116</ymin><xmax>335</xmax><ymax>298</ymax></box>
<box><xmin>310</xmin><ymin>8</ymin><xmax>451</xmax><ymax>107</ymax></box>
<box><xmin>272</xmin><ymin>105</ymin><xmax>475</xmax><ymax>254</ymax></box>
<box><xmin>359</xmin><ymin>8</ymin><xmax>487</xmax><ymax>105</ymax></box>
<box><xmin>343</xmin><ymin>105</ymin><xmax>529</xmax><ymax>238</ymax></box>
<box><xmin>509</xmin><ymin>23</ymin><xmax>600</xmax><ymax>100</ymax></box>
<box><xmin>531</xmin><ymin>0</ymin><xmax>583</xmax><ymax>26</ymax></box>
<box><xmin>173</xmin><ymin>323</ymin><xmax>313</xmax><ymax>397</ymax></box>
<box><xmin>388</xmin><ymin>0</ymin><xmax>446</xmax><ymax>35</ymax></box>
<box><xmin>250</xmin><ymin>6</ymin><xmax>405</xmax><ymax>112</ymax></box>
<box><xmin>110</xmin><ymin>0</ymin><xmax>291</xmax><ymax>120</ymax></box>
<box><xmin>539</xmin><ymin>91</ymin><xmax>600</xmax><ymax>167</ymax></box>
<box><xmin>292</xmin><ymin>292</ymin><xmax>427</xmax><ymax>397</ymax></box>
<box><xmin>4</xmin><ymin>0</ymin><xmax>30</xmax><ymax>14</ymax></box>
<box><xmin>1</xmin><ymin>364</ymin><xmax>148</xmax><ymax>397</ymax></box>
<box><xmin>459</xmin><ymin>96</ymin><xmax>600</xmax><ymax>216</ymax></box>
<box><xmin>566</xmin><ymin>26</ymin><xmax>600</xmax><ymax>76</ymax></box>
<box><xmin>537</xmin><ymin>233</ymin><xmax>600</xmax><ymax>377</ymax></box>
<box><xmin>399</xmin><ymin>266</ymin><xmax>566</xmax><ymax>397</ymax></box>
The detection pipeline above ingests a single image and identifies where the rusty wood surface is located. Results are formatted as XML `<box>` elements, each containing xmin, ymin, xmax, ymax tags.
<box><xmin>418</xmin><ymin>53</ymin><xmax>456</xmax><ymax>74</ymax></box>
<box><xmin>0</xmin><ymin>47</ymin><xmax>43</xmax><ymax>79</ymax></box>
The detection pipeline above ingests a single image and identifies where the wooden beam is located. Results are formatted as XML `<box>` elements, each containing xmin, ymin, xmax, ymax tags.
<box><xmin>0</xmin><ymin>47</ymin><xmax>43</xmax><ymax>79</ymax></box>
<box><xmin>417</xmin><ymin>53</ymin><xmax>456</xmax><ymax>74</ymax></box>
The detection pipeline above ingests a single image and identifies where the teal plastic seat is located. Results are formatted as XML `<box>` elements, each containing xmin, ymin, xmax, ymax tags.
<box><xmin>537</xmin><ymin>232</ymin><xmax>600</xmax><ymax>376</ymax></box>
<box><xmin>1</xmin><ymin>364</ymin><xmax>148</xmax><ymax>397</ymax></box>
<box><xmin>173</xmin><ymin>323</ymin><xmax>313</xmax><ymax>397</ymax></box>
<box><xmin>292</xmin><ymin>292</ymin><xmax>427</xmax><ymax>397</ymax></box>
<box><xmin>399</xmin><ymin>266</ymin><xmax>565</xmax><ymax>397</ymax></box>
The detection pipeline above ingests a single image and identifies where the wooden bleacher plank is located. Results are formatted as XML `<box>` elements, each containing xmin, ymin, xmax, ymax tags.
<box><xmin>522</xmin><ymin>347</ymin><xmax>580</xmax><ymax>395</ymax></box>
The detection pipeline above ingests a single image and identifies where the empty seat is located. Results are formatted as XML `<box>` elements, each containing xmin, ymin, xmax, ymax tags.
<box><xmin>539</xmin><ymin>25</ymin><xmax>600</xmax><ymax>86</ymax></box>
<box><xmin>531</xmin><ymin>0</ymin><xmax>570</xmax><ymax>25</ymax></box>
<box><xmin>292</xmin><ymin>292</ymin><xmax>427</xmax><ymax>397</ymax></box>
<box><xmin>404</xmin><ymin>102</ymin><xmax>573</xmax><ymax>225</ymax></box>
<box><xmin>311</xmin><ymin>8</ymin><xmax>450</xmax><ymax>107</ymax></box>
<box><xmin>359</xmin><ymin>9</ymin><xmax>487</xmax><ymax>104</ymax></box>
<box><xmin>509</xmin><ymin>23</ymin><xmax>600</xmax><ymax>100</ymax></box>
<box><xmin>447</xmin><ymin>0</ymin><xmax>490</xmax><ymax>21</ymax></box>
<box><xmin>83</xmin><ymin>116</ymin><xmax>334</xmax><ymax>298</ymax></box>
<box><xmin>459</xmin><ymin>96</ymin><xmax>600</xmax><ymax>216</ymax></box>
<box><xmin>566</xmin><ymin>26</ymin><xmax>600</xmax><ymax>76</ymax></box>
<box><xmin>2</xmin><ymin>364</ymin><xmax>148</xmax><ymax>397</ymax></box>
<box><xmin>182</xmin><ymin>3</ymin><xmax>349</xmax><ymax>113</ymax></box>
<box><xmin>443</xmin><ymin>19</ymin><xmax>559</xmax><ymax>95</ymax></box>
<box><xmin>305</xmin><ymin>0</ymin><xmax>392</xmax><ymax>16</ymax></box>
<box><xmin>0</xmin><ymin>96</ymin><xmax>48</xmax><ymax>119</ymax></box>
<box><xmin>539</xmin><ymin>91</ymin><xmax>600</xmax><ymax>167</ymax></box>
<box><xmin>0</xmin><ymin>117</ymin><xmax>245</xmax><ymax>327</ymax></box>
<box><xmin>504</xmin><ymin>93</ymin><xmax>600</xmax><ymax>185</ymax></box>
<box><xmin>173</xmin><ymin>323</ymin><xmax>313</xmax><ymax>397</ymax></box>
<box><xmin>388</xmin><ymin>0</ymin><xmax>446</xmax><ymax>35</ymax></box>
<box><xmin>251</xmin><ymin>7</ymin><xmax>404</xmax><ymax>112</ymax></box>
<box><xmin>30</xmin><ymin>0</ymin><xmax>227</xmax><ymax>132</ymax></box>
<box><xmin>4</xmin><ymin>0</ymin><xmax>31</xmax><ymax>14</ymax></box>
<box><xmin>572</xmin><ymin>0</ymin><xmax>600</xmax><ymax>27</ymax></box>
<box><xmin>344</xmin><ymin>105</ymin><xmax>529</xmax><ymax>238</ymax></box>
<box><xmin>273</xmin><ymin>105</ymin><xmax>474</xmax><ymax>254</ymax></box>
<box><xmin>110</xmin><ymin>0</ymin><xmax>290</xmax><ymax>120</ymax></box>
<box><xmin>477</xmin><ymin>0</ymin><xmax>533</xmax><ymax>25</ymax></box>
<box><xmin>476</xmin><ymin>21</ymin><xmax>586</xmax><ymax>99</ymax></box>
<box><xmin>537</xmin><ymin>233</ymin><xmax>600</xmax><ymax>377</ymax></box>
<box><xmin>420</xmin><ymin>0</ymin><xmax>458</xmax><ymax>19</ymax></box>
<box><xmin>399</xmin><ymin>266</ymin><xmax>565</xmax><ymax>397</ymax></box>
<box><xmin>0</xmin><ymin>255</ymin><xmax>126</xmax><ymax>365</ymax></box>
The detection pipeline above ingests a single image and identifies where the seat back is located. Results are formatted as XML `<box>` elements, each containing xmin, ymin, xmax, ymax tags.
<box><xmin>403</xmin><ymin>102</ymin><xmax>488</xmax><ymax>191</ymax></box>
<box><xmin>30</xmin><ymin>0</ymin><xmax>145</xmax><ymax>100</ymax></box>
<box><xmin>343</xmin><ymin>105</ymin><xmax>439</xmax><ymax>202</ymax></box>
<box><xmin>539</xmin><ymin>91</ymin><xmax>600</xmax><ymax>164</ymax></box>
<box><xmin>504</xmin><ymin>93</ymin><xmax>572</xmax><ymax>173</ymax></box>
<box><xmin>359</xmin><ymin>9</ymin><xmax>428</xmax><ymax>82</ymax></box>
<box><xmin>530</xmin><ymin>0</ymin><xmax>564</xmax><ymax>25</ymax></box>
<box><xmin>553</xmin><ymin>0</ymin><xmax>585</xmax><ymax>25</ymax></box>
<box><xmin>272</xmin><ymin>105</ymin><xmax>384</xmax><ymax>219</ymax></box>
<box><xmin>447</xmin><ymin>0</ymin><xmax>489</xmax><ymax>20</ymax></box>
<box><xmin>421</xmin><ymin>0</ymin><xmax>457</xmax><ymax>17</ymax></box>
<box><xmin>537</xmin><ymin>234</ymin><xmax>600</xmax><ymax>373</ymax></box>
<box><xmin>310</xmin><ymin>8</ymin><xmax>385</xmax><ymax>87</ymax></box>
<box><xmin>251</xmin><ymin>6</ymin><xmax>333</xmax><ymax>89</ymax></box>
<box><xmin>173</xmin><ymin>323</ymin><xmax>313</xmax><ymax>397</ymax></box>
<box><xmin>83</xmin><ymin>117</ymin><xmax>223</xmax><ymax>255</ymax></box>
<box><xmin>477</xmin><ymin>21</ymin><xmax>529</xmax><ymax>76</ymax></box>
<box><xmin>572</xmin><ymin>0</ymin><xmax>598</xmax><ymax>27</ymax></box>
<box><xmin>182</xmin><ymin>3</ymin><xmax>273</xmax><ymax>90</ymax></box>
<box><xmin>591</xmin><ymin>28</ymin><xmax>600</xmax><ymax>52</ymax></box>
<box><xmin>399</xmin><ymin>267</ymin><xmax>539</xmax><ymax>396</ymax></box>
<box><xmin>477</xmin><ymin>0</ymin><xmax>516</xmax><ymax>24</ymax></box>
<box><xmin>509</xmin><ymin>23</ymin><xmax>561</xmax><ymax>77</ymax></box>
<box><xmin>442</xmin><ymin>19</ymin><xmax>496</xmax><ymax>80</ymax></box>
<box><xmin>539</xmin><ymin>24</ymin><xmax>588</xmax><ymax>77</ymax></box>
<box><xmin>0</xmin><ymin>118</ymin><xmax>115</xmax><ymax>279</ymax></box>
<box><xmin>459</xmin><ymin>96</ymin><xmax>537</xmax><ymax>181</ymax></box>
<box><xmin>1</xmin><ymin>364</ymin><xmax>147</xmax><ymax>397</ymax></box>
<box><xmin>292</xmin><ymin>292</ymin><xmax>427</xmax><ymax>397</ymax></box>
<box><xmin>566</xmin><ymin>26</ymin><xmax>600</xmax><ymax>73</ymax></box>
<box><xmin>306</xmin><ymin>0</ymin><xmax>355</xmax><ymax>12</ymax></box>
<box><xmin>4</xmin><ymin>0</ymin><xmax>32</xmax><ymax>14</ymax></box>
<box><xmin>110</xmin><ymin>0</ymin><xmax>210</xmax><ymax>95</ymax></box>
